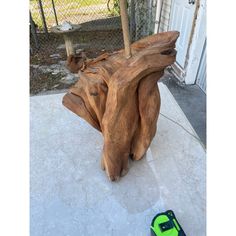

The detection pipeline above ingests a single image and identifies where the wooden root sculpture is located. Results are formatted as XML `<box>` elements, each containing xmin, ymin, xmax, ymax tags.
<box><xmin>62</xmin><ymin>31</ymin><xmax>179</xmax><ymax>181</ymax></box>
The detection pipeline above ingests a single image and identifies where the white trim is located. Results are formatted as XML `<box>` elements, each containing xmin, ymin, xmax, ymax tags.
<box><xmin>184</xmin><ymin>0</ymin><xmax>206</xmax><ymax>84</ymax></box>
<box><xmin>171</xmin><ymin>63</ymin><xmax>186</xmax><ymax>82</ymax></box>
<box><xmin>154</xmin><ymin>0</ymin><xmax>164</xmax><ymax>33</ymax></box>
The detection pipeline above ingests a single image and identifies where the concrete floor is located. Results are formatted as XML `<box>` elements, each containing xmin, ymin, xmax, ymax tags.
<box><xmin>161</xmin><ymin>73</ymin><xmax>206</xmax><ymax>146</ymax></box>
<box><xmin>30</xmin><ymin>83</ymin><xmax>206</xmax><ymax>236</ymax></box>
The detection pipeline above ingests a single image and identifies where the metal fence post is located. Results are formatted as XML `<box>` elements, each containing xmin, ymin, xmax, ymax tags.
<box><xmin>51</xmin><ymin>0</ymin><xmax>59</xmax><ymax>25</ymax></box>
<box><xmin>38</xmin><ymin>0</ymin><xmax>49</xmax><ymax>36</ymax></box>
<box><xmin>30</xmin><ymin>11</ymin><xmax>40</xmax><ymax>50</ymax></box>
<box><xmin>129</xmin><ymin>0</ymin><xmax>136</xmax><ymax>42</ymax></box>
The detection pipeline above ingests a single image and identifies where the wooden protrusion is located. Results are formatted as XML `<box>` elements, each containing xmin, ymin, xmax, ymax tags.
<box><xmin>63</xmin><ymin>34</ymin><xmax>75</xmax><ymax>56</ymax></box>
<box><xmin>63</xmin><ymin>31</ymin><xmax>180</xmax><ymax>181</ymax></box>
<box><xmin>120</xmin><ymin>0</ymin><xmax>132</xmax><ymax>59</ymax></box>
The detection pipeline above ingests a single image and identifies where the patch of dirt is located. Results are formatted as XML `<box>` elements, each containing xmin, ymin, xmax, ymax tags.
<box><xmin>30</xmin><ymin>69</ymin><xmax>72</xmax><ymax>95</ymax></box>
<box><xmin>30</xmin><ymin>28</ymin><xmax>123</xmax><ymax>95</ymax></box>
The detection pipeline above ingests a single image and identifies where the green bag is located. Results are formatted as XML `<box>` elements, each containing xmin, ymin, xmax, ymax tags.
<box><xmin>150</xmin><ymin>210</ymin><xmax>186</xmax><ymax>236</ymax></box>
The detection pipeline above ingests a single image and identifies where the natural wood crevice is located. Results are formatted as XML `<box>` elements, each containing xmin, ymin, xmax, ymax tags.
<box><xmin>62</xmin><ymin>31</ymin><xmax>179</xmax><ymax>181</ymax></box>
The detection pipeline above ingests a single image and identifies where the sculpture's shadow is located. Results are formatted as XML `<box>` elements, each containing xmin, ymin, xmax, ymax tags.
<box><xmin>110</xmin><ymin>156</ymin><xmax>160</xmax><ymax>214</ymax></box>
<box><xmin>54</xmin><ymin>124</ymin><xmax>161</xmax><ymax>215</ymax></box>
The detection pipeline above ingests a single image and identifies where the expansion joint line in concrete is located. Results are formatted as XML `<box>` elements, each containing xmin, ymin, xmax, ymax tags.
<box><xmin>159</xmin><ymin>112</ymin><xmax>204</xmax><ymax>148</ymax></box>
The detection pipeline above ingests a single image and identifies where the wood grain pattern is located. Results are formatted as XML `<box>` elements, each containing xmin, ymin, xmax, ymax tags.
<box><xmin>63</xmin><ymin>31</ymin><xmax>179</xmax><ymax>181</ymax></box>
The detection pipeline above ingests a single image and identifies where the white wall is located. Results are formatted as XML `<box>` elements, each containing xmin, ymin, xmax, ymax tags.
<box><xmin>183</xmin><ymin>0</ymin><xmax>206</xmax><ymax>85</ymax></box>
<box><xmin>159</xmin><ymin>0</ymin><xmax>172</xmax><ymax>32</ymax></box>
<box><xmin>157</xmin><ymin>0</ymin><xmax>206</xmax><ymax>87</ymax></box>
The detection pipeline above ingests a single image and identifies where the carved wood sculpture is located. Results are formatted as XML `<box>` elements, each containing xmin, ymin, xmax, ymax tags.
<box><xmin>62</xmin><ymin>31</ymin><xmax>179</xmax><ymax>181</ymax></box>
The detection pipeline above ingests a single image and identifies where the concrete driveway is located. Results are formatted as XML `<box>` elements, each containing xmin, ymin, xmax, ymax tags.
<box><xmin>30</xmin><ymin>83</ymin><xmax>206</xmax><ymax>236</ymax></box>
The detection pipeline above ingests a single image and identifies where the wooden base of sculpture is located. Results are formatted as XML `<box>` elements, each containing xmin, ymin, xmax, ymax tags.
<box><xmin>62</xmin><ymin>31</ymin><xmax>179</xmax><ymax>181</ymax></box>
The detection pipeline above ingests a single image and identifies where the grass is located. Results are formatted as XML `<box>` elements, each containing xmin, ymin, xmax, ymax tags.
<box><xmin>30</xmin><ymin>0</ymin><xmax>119</xmax><ymax>30</ymax></box>
<box><xmin>30</xmin><ymin>0</ymin><xmax>107</xmax><ymax>7</ymax></box>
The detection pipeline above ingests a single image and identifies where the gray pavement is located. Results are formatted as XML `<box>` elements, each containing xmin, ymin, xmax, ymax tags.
<box><xmin>30</xmin><ymin>82</ymin><xmax>206</xmax><ymax>236</ymax></box>
<box><xmin>161</xmin><ymin>72</ymin><xmax>206</xmax><ymax>146</ymax></box>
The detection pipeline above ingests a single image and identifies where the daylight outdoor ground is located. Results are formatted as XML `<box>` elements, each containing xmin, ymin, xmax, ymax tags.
<box><xmin>161</xmin><ymin>71</ymin><xmax>206</xmax><ymax>146</ymax></box>
<box><xmin>30</xmin><ymin>53</ymin><xmax>206</xmax><ymax>236</ymax></box>
<box><xmin>30</xmin><ymin>83</ymin><xmax>206</xmax><ymax>236</ymax></box>
<box><xmin>30</xmin><ymin>16</ymin><xmax>123</xmax><ymax>95</ymax></box>
<box><xmin>30</xmin><ymin>2</ymin><xmax>206</xmax><ymax>235</ymax></box>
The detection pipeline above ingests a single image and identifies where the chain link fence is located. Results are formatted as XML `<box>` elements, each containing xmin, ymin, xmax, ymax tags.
<box><xmin>30</xmin><ymin>0</ymin><xmax>158</xmax><ymax>95</ymax></box>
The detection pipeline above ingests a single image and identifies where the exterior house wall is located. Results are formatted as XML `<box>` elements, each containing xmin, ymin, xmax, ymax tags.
<box><xmin>181</xmin><ymin>0</ymin><xmax>206</xmax><ymax>85</ymax></box>
<box><xmin>128</xmin><ymin>0</ymin><xmax>206</xmax><ymax>87</ymax></box>
<box><xmin>195</xmin><ymin>39</ymin><xmax>206</xmax><ymax>92</ymax></box>
<box><xmin>128</xmin><ymin>0</ymin><xmax>172</xmax><ymax>41</ymax></box>
<box><xmin>159</xmin><ymin>0</ymin><xmax>172</xmax><ymax>32</ymax></box>
<box><xmin>157</xmin><ymin>0</ymin><xmax>206</xmax><ymax>88</ymax></box>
